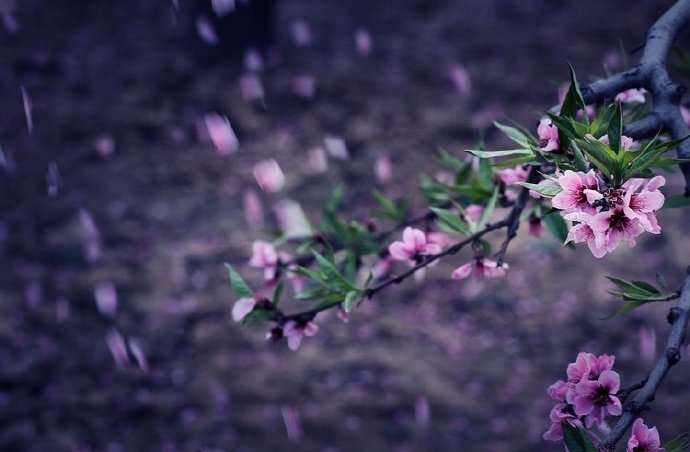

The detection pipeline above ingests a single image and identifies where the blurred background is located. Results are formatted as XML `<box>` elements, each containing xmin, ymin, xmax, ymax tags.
<box><xmin>2</xmin><ymin>0</ymin><xmax>690</xmax><ymax>450</ymax></box>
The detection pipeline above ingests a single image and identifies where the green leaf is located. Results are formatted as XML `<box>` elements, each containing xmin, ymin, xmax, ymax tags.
<box><xmin>476</xmin><ymin>187</ymin><xmax>498</xmax><ymax>230</ymax></box>
<box><xmin>559</xmin><ymin>64</ymin><xmax>588</xmax><ymax>122</ymax></box>
<box><xmin>431</xmin><ymin>207</ymin><xmax>470</xmax><ymax>234</ymax></box>
<box><xmin>518</xmin><ymin>181</ymin><xmax>562</xmax><ymax>197</ymax></box>
<box><xmin>343</xmin><ymin>290</ymin><xmax>361</xmax><ymax>312</ymax></box>
<box><xmin>562</xmin><ymin>424</ymin><xmax>597</xmax><ymax>452</ymax></box>
<box><xmin>465</xmin><ymin>149</ymin><xmax>534</xmax><ymax>159</ymax></box>
<box><xmin>272</xmin><ymin>279</ymin><xmax>285</xmax><ymax>306</ymax></box>
<box><xmin>608</xmin><ymin>102</ymin><xmax>623</xmax><ymax>154</ymax></box>
<box><xmin>312</xmin><ymin>251</ymin><xmax>358</xmax><ymax>291</ymax></box>
<box><xmin>373</xmin><ymin>190</ymin><xmax>405</xmax><ymax>221</ymax></box>
<box><xmin>493</xmin><ymin>121</ymin><xmax>535</xmax><ymax>148</ymax></box>
<box><xmin>665</xmin><ymin>433</ymin><xmax>690</xmax><ymax>452</ymax></box>
<box><xmin>437</xmin><ymin>149</ymin><xmax>466</xmax><ymax>172</ymax></box>
<box><xmin>225</xmin><ymin>264</ymin><xmax>254</xmax><ymax>299</ymax></box>
<box><xmin>589</xmin><ymin>103</ymin><xmax>616</xmax><ymax>137</ymax></box>
<box><xmin>665</xmin><ymin>194</ymin><xmax>690</xmax><ymax>209</ymax></box>
<box><xmin>543</xmin><ymin>212</ymin><xmax>569</xmax><ymax>244</ymax></box>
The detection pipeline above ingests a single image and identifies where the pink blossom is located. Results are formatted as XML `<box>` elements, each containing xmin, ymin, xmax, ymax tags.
<box><xmin>94</xmin><ymin>134</ymin><xmax>116</xmax><ymax>158</ymax></box>
<box><xmin>324</xmin><ymin>135</ymin><xmax>349</xmax><ymax>159</ymax></box>
<box><xmin>573</xmin><ymin>370</ymin><xmax>622</xmax><ymax>427</ymax></box>
<box><xmin>464</xmin><ymin>204</ymin><xmax>484</xmax><ymax>222</ymax></box>
<box><xmin>528</xmin><ymin>217</ymin><xmax>545</xmax><ymax>238</ymax></box>
<box><xmin>204</xmin><ymin>113</ymin><xmax>239</xmax><ymax>156</ymax></box>
<box><xmin>355</xmin><ymin>28</ymin><xmax>372</xmax><ymax>56</ymax></box>
<box><xmin>249</xmin><ymin>240</ymin><xmax>279</xmax><ymax>280</ymax></box>
<box><xmin>451</xmin><ymin>258</ymin><xmax>508</xmax><ymax>280</ymax></box>
<box><xmin>615</xmin><ymin>88</ymin><xmax>647</xmax><ymax>104</ymax></box>
<box><xmin>622</xmin><ymin>176</ymin><xmax>665</xmax><ymax>234</ymax></box>
<box><xmin>547</xmin><ymin>380</ymin><xmax>570</xmax><ymax>402</ymax></box>
<box><xmin>590</xmin><ymin>206</ymin><xmax>645</xmax><ymax>253</ymax></box>
<box><xmin>388</xmin><ymin>227</ymin><xmax>442</xmax><ymax>262</ymax></box>
<box><xmin>94</xmin><ymin>281</ymin><xmax>118</xmax><ymax>317</ymax></box>
<box><xmin>232</xmin><ymin>297</ymin><xmax>256</xmax><ymax>322</ymax></box>
<box><xmin>543</xmin><ymin>403</ymin><xmax>582</xmax><ymax>442</ymax></box>
<box><xmin>449</xmin><ymin>63</ymin><xmax>472</xmax><ymax>97</ymax></box>
<box><xmin>537</xmin><ymin>118</ymin><xmax>560</xmax><ymax>152</ymax></box>
<box><xmin>253</xmin><ymin>159</ymin><xmax>285</xmax><ymax>192</ymax></box>
<box><xmin>284</xmin><ymin>320</ymin><xmax>318</xmax><ymax>351</ymax></box>
<box><xmin>599</xmin><ymin>134</ymin><xmax>636</xmax><ymax>150</ymax></box>
<box><xmin>244</xmin><ymin>48</ymin><xmax>264</xmax><ymax>72</ymax></box>
<box><xmin>375</xmin><ymin>155</ymin><xmax>393</xmax><ymax>184</ymax></box>
<box><xmin>551</xmin><ymin>170</ymin><xmax>601</xmax><ymax>213</ymax></box>
<box><xmin>372</xmin><ymin>256</ymin><xmax>394</xmax><ymax>279</ymax></box>
<box><xmin>274</xmin><ymin>199</ymin><xmax>312</xmax><ymax>238</ymax></box>
<box><xmin>497</xmin><ymin>165</ymin><xmax>529</xmax><ymax>186</ymax></box>
<box><xmin>427</xmin><ymin>232</ymin><xmax>451</xmax><ymax>249</ymax></box>
<box><xmin>627</xmin><ymin>418</ymin><xmax>663</xmax><ymax>452</ymax></box>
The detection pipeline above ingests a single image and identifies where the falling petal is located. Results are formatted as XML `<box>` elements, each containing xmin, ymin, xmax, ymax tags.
<box><xmin>291</xmin><ymin>20</ymin><xmax>312</xmax><ymax>46</ymax></box>
<box><xmin>203</xmin><ymin>113</ymin><xmax>239</xmax><ymax>156</ymax></box>
<box><xmin>94</xmin><ymin>281</ymin><xmax>118</xmax><ymax>317</ymax></box>
<box><xmin>281</xmin><ymin>406</ymin><xmax>303</xmax><ymax>441</ymax></box>
<box><xmin>21</xmin><ymin>86</ymin><xmax>33</xmax><ymax>133</ymax></box>
<box><xmin>196</xmin><ymin>16</ymin><xmax>218</xmax><ymax>45</ymax></box>
<box><xmin>253</xmin><ymin>159</ymin><xmax>285</xmax><ymax>192</ymax></box>
<box><xmin>46</xmin><ymin>161</ymin><xmax>60</xmax><ymax>197</ymax></box>
<box><xmin>274</xmin><ymin>199</ymin><xmax>312</xmax><ymax>238</ymax></box>
<box><xmin>324</xmin><ymin>135</ymin><xmax>349</xmax><ymax>160</ymax></box>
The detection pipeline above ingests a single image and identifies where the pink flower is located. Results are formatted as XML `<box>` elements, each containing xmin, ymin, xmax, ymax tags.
<box><xmin>615</xmin><ymin>88</ymin><xmax>647</xmax><ymax>104</ymax></box>
<box><xmin>464</xmin><ymin>204</ymin><xmax>484</xmax><ymax>222</ymax></box>
<box><xmin>372</xmin><ymin>256</ymin><xmax>394</xmax><ymax>279</ymax></box>
<box><xmin>622</xmin><ymin>176</ymin><xmax>665</xmax><ymax>234</ymax></box>
<box><xmin>449</xmin><ymin>63</ymin><xmax>472</xmax><ymax>97</ymax></box>
<box><xmin>551</xmin><ymin>170</ymin><xmax>601</xmax><ymax>213</ymax></box>
<box><xmin>451</xmin><ymin>258</ymin><xmax>508</xmax><ymax>280</ymax></box>
<box><xmin>355</xmin><ymin>28</ymin><xmax>372</xmax><ymax>56</ymax></box>
<box><xmin>427</xmin><ymin>232</ymin><xmax>451</xmax><ymax>249</ymax></box>
<box><xmin>388</xmin><ymin>227</ymin><xmax>442</xmax><ymax>262</ymax></box>
<box><xmin>284</xmin><ymin>320</ymin><xmax>318</xmax><ymax>351</ymax></box>
<box><xmin>375</xmin><ymin>155</ymin><xmax>393</xmax><ymax>184</ymax></box>
<box><xmin>547</xmin><ymin>380</ymin><xmax>570</xmax><ymax>402</ymax></box>
<box><xmin>627</xmin><ymin>418</ymin><xmax>663</xmax><ymax>452</ymax></box>
<box><xmin>232</xmin><ymin>297</ymin><xmax>256</xmax><ymax>322</ymax></box>
<box><xmin>528</xmin><ymin>217</ymin><xmax>545</xmax><ymax>238</ymax></box>
<box><xmin>243</xmin><ymin>190</ymin><xmax>264</xmax><ymax>228</ymax></box>
<box><xmin>537</xmin><ymin>118</ymin><xmax>560</xmax><ymax>152</ymax></box>
<box><xmin>204</xmin><ymin>113</ymin><xmax>239</xmax><ymax>156</ymax></box>
<box><xmin>543</xmin><ymin>403</ymin><xmax>582</xmax><ymax>442</ymax></box>
<box><xmin>600</xmin><ymin>134</ymin><xmax>636</xmax><ymax>150</ymax></box>
<box><xmin>253</xmin><ymin>159</ymin><xmax>285</xmax><ymax>193</ymax></box>
<box><xmin>590</xmin><ymin>206</ymin><xmax>645</xmax><ymax>253</ymax></box>
<box><xmin>497</xmin><ymin>165</ymin><xmax>529</xmax><ymax>186</ymax></box>
<box><xmin>249</xmin><ymin>240</ymin><xmax>279</xmax><ymax>280</ymax></box>
<box><xmin>573</xmin><ymin>370</ymin><xmax>622</xmax><ymax>427</ymax></box>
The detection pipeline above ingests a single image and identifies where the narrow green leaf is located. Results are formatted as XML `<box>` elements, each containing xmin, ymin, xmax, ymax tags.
<box><xmin>608</xmin><ymin>102</ymin><xmax>623</xmax><ymax>154</ymax></box>
<box><xmin>562</xmin><ymin>424</ymin><xmax>597</xmax><ymax>452</ymax></box>
<box><xmin>543</xmin><ymin>212</ymin><xmax>569</xmax><ymax>244</ymax></box>
<box><xmin>272</xmin><ymin>279</ymin><xmax>285</xmax><ymax>306</ymax></box>
<box><xmin>431</xmin><ymin>207</ymin><xmax>470</xmax><ymax>234</ymax></box>
<box><xmin>476</xmin><ymin>187</ymin><xmax>498</xmax><ymax>230</ymax></box>
<box><xmin>225</xmin><ymin>264</ymin><xmax>254</xmax><ymax>299</ymax></box>
<box><xmin>518</xmin><ymin>181</ymin><xmax>562</xmax><ymax>197</ymax></box>
<box><xmin>465</xmin><ymin>149</ymin><xmax>534</xmax><ymax>159</ymax></box>
<box><xmin>343</xmin><ymin>290</ymin><xmax>361</xmax><ymax>312</ymax></box>
<box><xmin>312</xmin><ymin>251</ymin><xmax>357</xmax><ymax>291</ymax></box>
<box><xmin>493</xmin><ymin>121</ymin><xmax>534</xmax><ymax>148</ymax></box>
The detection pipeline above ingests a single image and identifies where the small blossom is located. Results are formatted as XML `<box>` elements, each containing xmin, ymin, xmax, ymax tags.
<box><xmin>372</xmin><ymin>256</ymin><xmax>394</xmax><ymax>279</ymax></box>
<box><xmin>616</xmin><ymin>88</ymin><xmax>647</xmax><ymax>104</ymax></box>
<box><xmin>547</xmin><ymin>380</ymin><xmax>570</xmax><ymax>402</ymax></box>
<box><xmin>324</xmin><ymin>135</ymin><xmax>349</xmax><ymax>159</ymax></box>
<box><xmin>599</xmin><ymin>134</ymin><xmax>636</xmax><ymax>150</ymax></box>
<box><xmin>388</xmin><ymin>227</ymin><xmax>442</xmax><ymax>263</ymax></box>
<box><xmin>564</xmin><ymin>212</ymin><xmax>607</xmax><ymax>258</ymax></box>
<box><xmin>543</xmin><ymin>403</ymin><xmax>582</xmax><ymax>442</ymax></box>
<box><xmin>232</xmin><ymin>297</ymin><xmax>256</xmax><ymax>322</ymax></box>
<box><xmin>590</xmin><ymin>206</ymin><xmax>645</xmax><ymax>254</ymax></box>
<box><xmin>284</xmin><ymin>320</ymin><xmax>318</xmax><ymax>351</ymax></box>
<box><xmin>622</xmin><ymin>176</ymin><xmax>665</xmax><ymax>234</ymax></box>
<box><xmin>497</xmin><ymin>165</ymin><xmax>529</xmax><ymax>186</ymax></box>
<box><xmin>427</xmin><ymin>231</ymin><xmax>451</xmax><ymax>249</ymax></box>
<box><xmin>253</xmin><ymin>159</ymin><xmax>285</xmax><ymax>193</ymax></box>
<box><xmin>308</xmin><ymin>146</ymin><xmax>328</xmax><ymax>173</ymax></box>
<box><xmin>627</xmin><ymin>418</ymin><xmax>663</xmax><ymax>452</ymax></box>
<box><xmin>551</xmin><ymin>170</ymin><xmax>601</xmax><ymax>213</ymax></box>
<box><xmin>573</xmin><ymin>370</ymin><xmax>622</xmax><ymax>427</ymax></box>
<box><xmin>274</xmin><ymin>199</ymin><xmax>312</xmax><ymax>238</ymax></box>
<box><xmin>249</xmin><ymin>240</ymin><xmax>279</xmax><ymax>280</ymax></box>
<box><xmin>537</xmin><ymin>118</ymin><xmax>560</xmax><ymax>152</ymax></box>
<box><xmin>243</xmin><ymin>190</ymin><xmax>264</xmax><ymax>228</ymax></box>
<box><xmin>451</xmin><ymin>258</ymin><xmax>508</xmax><ymax>280</ymax></box>
<box><xmin>240</xmin><ymin>73</ymin><xmax>265</xmax><ymax>102</ymax></box>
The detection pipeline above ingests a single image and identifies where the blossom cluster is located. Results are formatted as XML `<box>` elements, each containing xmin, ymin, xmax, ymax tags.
<box><xmin>550</xmin><ymin>171</ymin><xmax>665</xmax><ymax>258</ymax></box>
<box><xmin>544</xmin><ymin>352</ymin><xmax>622</xmax><ymax>440</ymax></box>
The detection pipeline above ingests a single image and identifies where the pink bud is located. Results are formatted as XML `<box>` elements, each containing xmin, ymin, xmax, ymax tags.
<box><xmin>253</xmin><ymin>159</ymin><xmax>285</xmax><ymax>192</ymax></box>
<box><xmin>375</xmin><ymin>155</ymin><xmax>393</xmax><ymax>184</ymax></box>
<box><xmin>203</xmin><ymin>113</ymin><xmax>239</xmax><ymax>156</ymax></box>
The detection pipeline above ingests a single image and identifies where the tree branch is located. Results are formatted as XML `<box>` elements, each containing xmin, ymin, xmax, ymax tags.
<box><xmin>599</xmin><ymin>269</ymin><xmax>690</xmax><ymax>451</ymax></box>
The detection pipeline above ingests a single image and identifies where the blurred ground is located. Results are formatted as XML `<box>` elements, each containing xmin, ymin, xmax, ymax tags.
<box><xmin>2</xmin><ymin>0</ymin><xmax>690</xmax><ymax>451</ymax></box>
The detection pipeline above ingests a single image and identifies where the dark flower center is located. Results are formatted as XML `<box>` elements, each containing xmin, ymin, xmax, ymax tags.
<box><xmin>593</xmin><ymin>385</ymin><xmax>612</xmax><ymax>406</ymax></box>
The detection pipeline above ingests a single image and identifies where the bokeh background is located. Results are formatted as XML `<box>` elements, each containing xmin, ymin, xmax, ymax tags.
<box><xmin>2</xmin><ymin>0</ymin><xmax>690</xmax><ymax>451</ymax></box>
